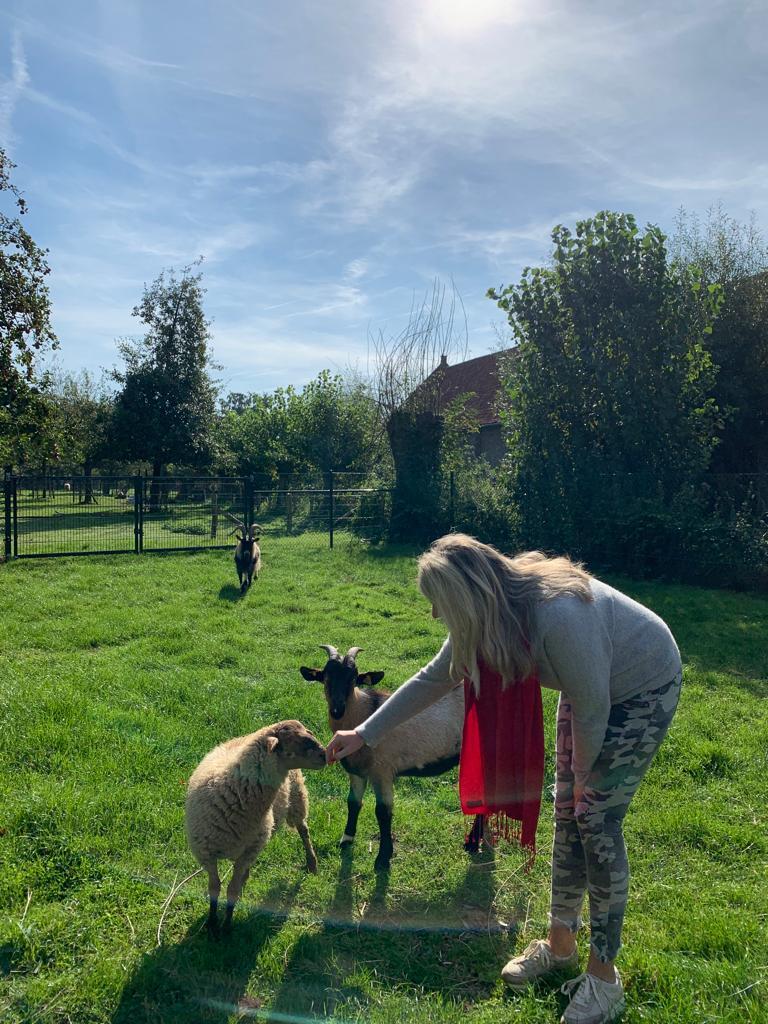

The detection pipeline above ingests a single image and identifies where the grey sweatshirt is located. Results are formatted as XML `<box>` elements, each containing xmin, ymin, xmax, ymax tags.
<box><xmin>355</xmin><ymin>578</ymin><xmax>682</xmax><ymax>788</ymax></box>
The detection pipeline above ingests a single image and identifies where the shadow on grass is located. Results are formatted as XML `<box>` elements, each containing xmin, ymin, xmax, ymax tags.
<box><xmin>266</xmin><ymin>845</ymin><xmax>513</xmax><ymax>1022</ymax></box>
<box><xmin>217</xmin><ymin>583</ymin><xmax>242</xmax><ymax>602</ymax></box>
<box><xmin>110</xmin><ymin>879</ymin><xmax>302</xmax><ymax>1024</ymax></box>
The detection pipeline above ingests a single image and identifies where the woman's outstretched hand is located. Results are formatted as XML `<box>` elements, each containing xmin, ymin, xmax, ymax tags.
<box><xmin>326</xmin><ymin>729</ymin><xmax>364</xmax><ymax>764</ymax></box>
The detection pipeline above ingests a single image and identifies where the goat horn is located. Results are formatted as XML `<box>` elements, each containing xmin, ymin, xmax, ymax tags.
<box><xmin>345</xmin><ymin>647</ymin><xmax>363</xmax><ymax>662</ymax></box>
<box><xmin>225</xmin><ymin>511</ymin><xmax>246</xmax><ymax>529</ymax></box>
<box><xmin>319</xmin><ymin>644</ymin><xmax>340</xmax><ymax>660</ymax></box>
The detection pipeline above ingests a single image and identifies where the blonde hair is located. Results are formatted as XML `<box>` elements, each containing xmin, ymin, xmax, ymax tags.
<box><xmin>417</xmin><ymin>533</ymin><xmax>593</xmax><ymax>689</ymax></box>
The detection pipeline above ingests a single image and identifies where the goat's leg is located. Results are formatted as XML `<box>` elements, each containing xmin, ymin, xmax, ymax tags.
<box><xmin>464</xmin><ymin>813</ymin><xmax>485</xmax><ymax>853</ymax></box>
<box><xmin>341</xmin><ymin>774</ymin><xmax>367</xmax><ymax>847</ymax></box>
<box><xmin>205</xmin><ymin>862</ymin><xmax>222</xmax><ymax>936</ymax></box>
<box><xmin>371</xmin><ymin>777</ymin><xmax>394</xmax><ymax>871</ymax></box>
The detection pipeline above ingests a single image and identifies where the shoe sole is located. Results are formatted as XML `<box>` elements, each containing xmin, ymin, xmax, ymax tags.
<box><xmin>502</xmin><ymin>964</ymin><xmax>579</xmax><ymax>988</ymax></box>
<box><xmin>560</xmin><ymin>995</ymin><xmax>625</xmax><ymax>1024</ymax></box>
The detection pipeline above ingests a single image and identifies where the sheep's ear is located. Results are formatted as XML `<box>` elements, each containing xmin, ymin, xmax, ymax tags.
<box><xmin>300</xmin><ymin>666</ymin><xmax>323</xmax><ymax>682</ymax></box>
<box><xmin>265</xmin><ymin>736</ymin><xmax>280</xmax><ymax>753</ymax></box>
<box><xmin>358</xmin><ymin>671</ymin><xmax>385</xmax><ymax>686</ymax></box>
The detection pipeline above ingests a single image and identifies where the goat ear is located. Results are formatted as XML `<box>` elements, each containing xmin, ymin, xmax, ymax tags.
<box><xmin>358</xmin><ymin>671</ymin><xmax>385</xmax><ymax>686</ymax></box>
<box><xmin>265</xmin><ymin>735</ymin><xmax>280</xmax><ymax>753</ymax></box>
<box><xmin>300</xmin><ymin>666</ymin><xmax>323</xmax><ymax>682</ymax></box>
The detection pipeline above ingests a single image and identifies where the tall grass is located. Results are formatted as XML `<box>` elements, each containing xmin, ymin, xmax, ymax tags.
<box><xmin>0</xmin><ymin>536</ymin><xmax>766</xmax><ymax>1023</ymax></box>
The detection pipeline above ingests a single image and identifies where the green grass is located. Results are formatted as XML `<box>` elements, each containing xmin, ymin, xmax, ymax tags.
<box><xmin>6</xmin><ymin>484</ymin><xmax>385</xmax><ymax>556</ymax></box>
<box><xmin>0</xmin><ymin>537</ymin><xmax>767</xmax><ymax>1024</ymax></box>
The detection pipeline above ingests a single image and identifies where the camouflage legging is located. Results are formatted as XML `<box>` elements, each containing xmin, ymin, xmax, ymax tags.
<box><xmin>550</xmin><ymin>670</ymin><xmax>682</xmax><ymax>962</ymax></box>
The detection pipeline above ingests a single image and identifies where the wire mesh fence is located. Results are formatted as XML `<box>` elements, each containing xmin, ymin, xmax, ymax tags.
<box><xmin>2</xmin><ymin>472</ymin><xmax>392</xmax><ymax>559</ymax></box>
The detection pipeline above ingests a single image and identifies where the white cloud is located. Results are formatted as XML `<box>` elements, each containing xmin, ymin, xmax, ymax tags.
<box><xmin>0</xmin><ymin>30</ymin><xmax>30</xmax><ymax>150</ymax></box>
<box><xmin>344</xmin><ymin>258</ymin><xmax>368</xmax><ymax>280</ymax></box>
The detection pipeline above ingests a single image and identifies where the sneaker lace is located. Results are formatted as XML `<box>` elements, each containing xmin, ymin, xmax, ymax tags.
<box><xmin>561</xmin><ymin>973</ymin><xmax>615</xmax><ymax>1014</ymax></box>
<box><xmin>517</xmin><ymin>939</ymin><xmax>557</xmax><ymax>968</ymax></box>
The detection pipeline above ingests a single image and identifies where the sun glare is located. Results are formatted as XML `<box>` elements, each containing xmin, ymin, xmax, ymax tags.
<box><xmin>422</xmin><ymin>0</ymin><xmax>521</xmax><ymax>36</ymax></box>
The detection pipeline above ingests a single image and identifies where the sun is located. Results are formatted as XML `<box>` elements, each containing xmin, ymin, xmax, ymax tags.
<box><xmin>421</xmin><ymin>0</ymin><xmax>522</xmax><ymax>37</ymax></box>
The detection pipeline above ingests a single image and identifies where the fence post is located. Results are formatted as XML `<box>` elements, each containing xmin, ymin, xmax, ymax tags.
<box><xmin>245</xmin><ymin>476</ymin><xmax>254</xmax><ymax>530</ymax></box>
<box><xmin>12</xmin><ymin>473</ymin><xmax>18</xmax><ymax>558</ymax></box>
<box><xmin>286</xmin><ymin>489</ymin><xmax>293</xmax><ymax>535</ymax></box>
<box><xmin>3</xmin><ymin>466</ymin><xmax>12</xmax><ymax>560</ymax></box>
<box><xmin>133</xmin><ymin>476</ymin><xmax>143</xmax><ymax>553</ymax></box>
<box><xmin>328</xmin><ymin>471</ymin><xmax>335</xmax><ymax>549</ymax></box>
<box><xmin>449</xmin><ymin>471</ymin><xmax>455</xmax><ymax>530</ymax></box>
<box><xmin>210</xmin><ymin>481</ymin><xmax>220</xmax><ymax>540</ymax></box>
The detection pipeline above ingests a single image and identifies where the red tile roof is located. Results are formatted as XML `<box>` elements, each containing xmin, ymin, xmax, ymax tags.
<box><xmin>426</xmin><ymin>350</ymin><xmax>514</xmax><ymax>426</ymax></box>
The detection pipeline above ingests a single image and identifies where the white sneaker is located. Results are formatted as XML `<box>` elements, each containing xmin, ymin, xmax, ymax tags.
<box><xmin>501</xmin><ymin>939</ymin><xmax>579</xmax><ymax>988</ymax></box>
<box><xmin>560</xmin><ymin>971</ymin><xmax>625</xmax><ymax>1024</ymax></box>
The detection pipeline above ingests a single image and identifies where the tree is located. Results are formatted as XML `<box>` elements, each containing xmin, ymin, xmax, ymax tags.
<box><xmin>47</xmin><ymin>371</ymin><xmax>113</xmax><ymax>502</ymax></box>
<box><xmin>489</xmin><ymin>211</ymin><xmax>720</xmax><ymax>562</ymax></box>
<box><xmin>217</xmin><ymin>387</ymin><xmax>307</xmax><ymax>481</ymax></box>
<box><xmin>217</xmin><ymin>372</ymin><xmax>380</xmax><ymax>485</ymax></box>
<box><xmin>294</xmin><ymin>371</ymin><xmax>378</xmax><ymax>475</ymax></box>
<box><xmin>0</xmin><ymin>149</ymin><xmax>57</xmax><ymax>465</ymax></box>
<box><xmin>672</xmin><ymin>205</ymin><xmax>768</xmax><ymax>474</ymax></box>
<box><xmin>109</xmin><ymin>262</ymin><xmax>218</xmax><ymax>504</ymax></box>
<box><xmin>371</xmin><ymin>280</ymin><xmax>468</xmax><ymax>540</ymax></box>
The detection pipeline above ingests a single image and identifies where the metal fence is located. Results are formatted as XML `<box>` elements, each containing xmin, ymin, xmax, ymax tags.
<box><xmin>1</xmin><ymin>472</ymin><xmax>392</xmax><ymax>560</ymax></box>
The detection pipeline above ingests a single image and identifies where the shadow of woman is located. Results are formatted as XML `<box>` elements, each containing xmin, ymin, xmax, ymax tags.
<box><xmin>265</xmin><ymin>845</ymin><xmax>516</xmax><ymax>1022</ymax></box>
<box><xmin>111</xmin><ymin>878</ymin><xmax>303</xmax><ymax>1024</ymax></box>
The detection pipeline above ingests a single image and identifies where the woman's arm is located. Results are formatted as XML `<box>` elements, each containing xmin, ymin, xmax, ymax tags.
<box><xmin>328</xmin><ymin>638</ymin><xmax>457</xmax><ymax>760</ymax></box>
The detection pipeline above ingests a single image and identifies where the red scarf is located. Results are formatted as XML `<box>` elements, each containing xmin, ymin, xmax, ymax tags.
<box><xmin>459</xmin><ymin>660</ymin><xmax>544</xmax><ymax>862</ymax></box>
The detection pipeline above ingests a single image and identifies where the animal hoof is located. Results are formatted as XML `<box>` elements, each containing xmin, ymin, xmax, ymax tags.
<box><xmin>373</xmin><ymin>855</ymin><xmax>392</xmax><ymax>872</ymax></box>
<box><xmin>306</xmin><ymin>858</ymin><xmax>318</xmax><ymax>874</ymax></box>
<box><xmin>339</xmin><ymin>835</ymin><xmax>355</xmax><ymax>847</ymax></box>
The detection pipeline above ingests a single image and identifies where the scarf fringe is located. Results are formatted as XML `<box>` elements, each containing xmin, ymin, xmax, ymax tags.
<box><xmin>463</xmin><ymin>812</ymin><xmax>536</xmax><ymax>867</ymax></box>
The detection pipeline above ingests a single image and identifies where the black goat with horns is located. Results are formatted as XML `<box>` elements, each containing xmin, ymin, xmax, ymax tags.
<box><xmin>226</xmin><ymin>513</ymin><xmax>262</xmax><ymax>593</ymax></box>
<box><xmin>301</xmin><ymin>644</ymin><xmax>483</xmax><ymax>870</ymax></box>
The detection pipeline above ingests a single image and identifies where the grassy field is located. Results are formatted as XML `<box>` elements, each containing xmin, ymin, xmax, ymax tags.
<box><xmin>0</xmin><ymin>536</ymin><xmax>766</xmax><ymax>1024</ymax></box>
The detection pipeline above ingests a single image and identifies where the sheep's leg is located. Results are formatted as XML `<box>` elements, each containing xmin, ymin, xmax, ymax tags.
<box><xmin>297</xmin><ymin>821</ymin><xmax>318</xmax><ymax>874</ymax></box>
<box><xmin>285</xmin><ymin>775</ymin><xmax>318</xmax><ymax>872</ymax></box>
<box><xmin>371</xmin><ymin>777</ymin><xmax>394</xmax><ymax>872</ymax></box>
<box><xmin>223</xmin><ymin>853</ymin><xmax>255</xmax><ymax>931</ymax></box>
<box><xmin>205</xmin><ymin>863</ymin><xmax>221</xmax><ymax>935</ymax></box>
<box><xmin>341</xmin><ymin>774</ymin><xmax>367</xmax><ymax>847</ymax></box>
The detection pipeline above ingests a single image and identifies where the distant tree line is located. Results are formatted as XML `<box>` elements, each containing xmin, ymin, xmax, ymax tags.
<box><xmin>2</xmin><ymin>143</ymin><xmax>766</xmax><ymax>585</ymax></box>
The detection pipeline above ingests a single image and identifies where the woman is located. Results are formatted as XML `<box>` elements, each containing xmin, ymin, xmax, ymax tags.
<box><xmin>326</xmin><ymin>534</ymin><xmax>682</xmax><ymax>1024</ymax></box>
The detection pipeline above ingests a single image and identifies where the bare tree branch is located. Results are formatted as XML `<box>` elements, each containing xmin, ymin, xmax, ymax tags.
<box><xmin>368</xmin><ymin>279</ymin><xmax>469</xmax><ymax>420</ymax></box>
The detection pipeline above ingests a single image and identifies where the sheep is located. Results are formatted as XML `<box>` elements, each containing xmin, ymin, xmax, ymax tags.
<box><xmin>227</xmin><ymin>513</ymin><xmax>262</xmax><ymax>593</ymax></box>
<box><xmin>300</xmin><ymin>645</ymin><xmax>481</xmax><ymax>871</ymax></box>
<box><xmin>185</xmin><ymin>719</ymin><xmax>326</xmax><ymax>934</ymax></box>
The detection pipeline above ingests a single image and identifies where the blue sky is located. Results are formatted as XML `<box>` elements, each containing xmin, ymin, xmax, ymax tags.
<box><xmin>2</xmin><ymin>0</ymin><xmax>767</xmax><ymax>396</ymax></box>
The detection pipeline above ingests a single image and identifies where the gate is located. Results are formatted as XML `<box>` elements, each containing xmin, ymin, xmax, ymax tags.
<box><xmin>2</xmin><ymin>472</ymin><xmax>391</xmax><ymax>559</ymax></box>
